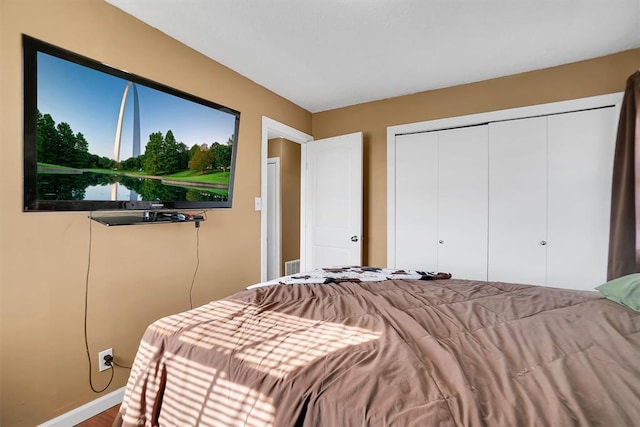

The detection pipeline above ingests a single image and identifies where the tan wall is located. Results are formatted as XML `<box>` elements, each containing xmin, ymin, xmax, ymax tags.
<box><xmin>0</xmin><ymin>1</ymin><xmax>311</xmax><ymax>425</ymax></box>
<box><xmin>312</xmin><ymin>49</ymin><xmax>640</xmax><ymax>267</ymax></box>
<box><xmin>268</xmin><ymin>138</ymin><xmax>301</xmax><ymax>276</ymax></box>
<box><xmin>2</xmin><ymin>1</ymin><xmax>639</xmax><ymax>425</ymax></box>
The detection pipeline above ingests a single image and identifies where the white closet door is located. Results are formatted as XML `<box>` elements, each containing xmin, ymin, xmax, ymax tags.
<box><xmin>394</xmin><ymin>132</ymin><xmax>439</xmax><ymax>270</ymax></box>
<box><xmin>546</xmin><ymin>107</ymin><xmax>616</xmax><ymax>290</ymax></box>
<box><xmin>438</xmin><ymin>126</ymin><xmax>489</xmax><ymax>280</ymax></box>
<box><xmin>488</xmin><ymin>117</ymin><xmax>548</xmax><ymax>285</ymax></box>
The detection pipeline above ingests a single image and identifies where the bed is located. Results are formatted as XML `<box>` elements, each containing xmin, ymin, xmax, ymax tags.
<box><xmin>114</xmin><ymin>267</ymin><xmax>640</xmax><ymax>426</ymax></box>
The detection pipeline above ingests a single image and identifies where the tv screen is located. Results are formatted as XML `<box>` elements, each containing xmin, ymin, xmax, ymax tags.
<box><xmin>23</xmin><ymin>35</ymin><xmax>240</xmax><ymax>212</ymax></box>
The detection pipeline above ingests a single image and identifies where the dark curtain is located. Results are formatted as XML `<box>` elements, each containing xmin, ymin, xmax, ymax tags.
<box><xmin>608</xmin><ymin>70</ymin><xmax>640</xmax><ymax>280</ymax></box>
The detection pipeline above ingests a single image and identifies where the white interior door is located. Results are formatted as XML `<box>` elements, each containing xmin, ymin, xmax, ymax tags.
<box><xmin>488</xmin><ymin>117</ymin><xmax>548</xmax><ymax>285</ymax></box>
<box><xmin>438</xmin><ymin>126</ymin><xmax>489</xmax><ymax>280</ymax></box>
<box><xmin>303</xmin><ymin>132</ymin><xmax>363</xmax><ymax>271</ymax></box>
<box><xmin>546</xmin><ymin>107</ymin><xmax>616</xmax><ymax>289</ymax></box>
<box><xmin>394</xmin><ymin>127</ymin><xmax>488</xmax><ymax>278</ymax></box>
<box><xmin>267</xmin><ymin>158</ymin><xmax>280</xmax><ymax>280</ymax></box>
<box><xmin>394</xmin><ymin>132</ymin><xmax>439</xmax><ymax>270</ymax></box>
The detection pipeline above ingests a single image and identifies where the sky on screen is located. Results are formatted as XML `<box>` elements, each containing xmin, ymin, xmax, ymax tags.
<box><xmin>37</xmin><ymin>52</ymin><xmax>236</xmax><ymax>160</ymax></box>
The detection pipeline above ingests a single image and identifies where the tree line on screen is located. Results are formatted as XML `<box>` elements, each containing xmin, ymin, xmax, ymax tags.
<box><xmin>36</xmin><ymin>111</ymin><xmax>233</xmax><ymax>175</ymax></box>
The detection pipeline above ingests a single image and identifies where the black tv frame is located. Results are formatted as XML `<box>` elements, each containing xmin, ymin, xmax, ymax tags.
<box><xmin>23</xmin><ymin>35</ymin><xmax>241</xmax><ymax>212</ymax></box>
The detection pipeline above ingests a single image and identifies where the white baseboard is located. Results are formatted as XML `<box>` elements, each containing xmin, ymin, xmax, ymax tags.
<box><xmin>38</xmin><ymin>387</ymin><xmax>125</xmax><ymax>427</ymax></box>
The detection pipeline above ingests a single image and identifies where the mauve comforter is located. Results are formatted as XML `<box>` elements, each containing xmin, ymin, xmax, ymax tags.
<box><xmin>114</xmin><ymin>275</ymin><xmax>640</xmax><ymax>426</ymax></box>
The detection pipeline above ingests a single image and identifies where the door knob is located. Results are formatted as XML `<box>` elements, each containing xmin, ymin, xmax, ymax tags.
<box><xmin>539</xmin><ymin>240</ymin><xmax>547</xmax><ymax>246</ymax></box>
<box><xmin>438</xmin><ymin>240</ymin><xmax>444</xmax><ymax>244</ymax></box>
<box><xmin>351</xmin><ymin>235</ymin><xmax>359</xmax><ymax>242</ymax></box>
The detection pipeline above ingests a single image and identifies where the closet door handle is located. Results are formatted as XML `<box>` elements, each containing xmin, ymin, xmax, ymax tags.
<box><xmin>539</xmin><ymin>240</ymin><xmax>547</xmax><ymax>246</ymax></box>
<box><xmin>438</xmin><ymin>240</ymin><xmax>445</xmax><ymax>244</ymax></box>
<box><xmin>351</xmin><ymin>235</ymin><xmax>359</xmax><ymax>242</ymax></box>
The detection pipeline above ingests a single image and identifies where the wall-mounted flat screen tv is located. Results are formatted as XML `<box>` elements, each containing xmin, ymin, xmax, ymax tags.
<box><xmin>23</xmin><ymin>35</ymin><xmax>240</xmax><ymax>212</ymax></box>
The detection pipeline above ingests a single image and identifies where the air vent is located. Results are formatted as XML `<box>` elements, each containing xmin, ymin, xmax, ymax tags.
<box><xmin>284</xmin><ymin>259</ymin><xmax>301</xmax><ymax>276</ymax></box>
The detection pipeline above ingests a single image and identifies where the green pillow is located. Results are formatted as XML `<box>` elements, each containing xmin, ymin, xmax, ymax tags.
<box><xmin>596</xmin><ymin>273</ymin><xmax>640</xmax><ymax>312</ymax></box>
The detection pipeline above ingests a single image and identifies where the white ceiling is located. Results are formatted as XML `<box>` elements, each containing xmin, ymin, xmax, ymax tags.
<box><xmin>105</xmin><ymin>0</ymin><xmax>640</xmax><ymax>113</ymax></box>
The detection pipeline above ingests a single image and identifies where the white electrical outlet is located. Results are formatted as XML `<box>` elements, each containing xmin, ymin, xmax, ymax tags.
<box><xmin>98</xmin><ymin>348</ymin><xmax>113</xmax><ymax>372</ymax></box>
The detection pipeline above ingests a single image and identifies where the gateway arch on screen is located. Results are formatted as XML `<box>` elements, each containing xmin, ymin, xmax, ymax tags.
<box><xmin>112</xmin><ymin>81</ymin><xmax>140</xmax><ymax>201</ymax></box>
<box><xmin>114</xmin><ymin>81</ymin><xmax>141</xmax><ymax>161</ymax></box>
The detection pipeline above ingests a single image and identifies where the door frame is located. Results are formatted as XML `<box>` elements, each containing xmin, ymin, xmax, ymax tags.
<box><xmin>387</xmin><ymin>92</ymin><xmax>623</xmax><ymax>268</ymax></box>
<box><xmin>261</xmin><ymin>117</ymin><xmax>313</xmax><ymax>282</ymax></box>
<box><xmin>266</xmin><ymin>157</ymin><xmax>281</xmax><ymax>280</ymax></box>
